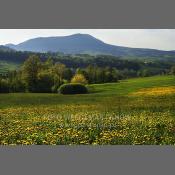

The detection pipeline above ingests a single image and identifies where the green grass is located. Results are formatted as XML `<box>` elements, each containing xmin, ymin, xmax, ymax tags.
<box><xmin>0</xmin><ymin>75</ymin><xmax>174</xmax><ymax>108</ymax></box>
<box><xmin>89</xmin><ymin>75</ymin><xmax>175</xmax><ymax>95</ymax></box>
<box><xmin>0</xmin><ymin>75</ymin><xmax>175</xmax><ymax>145</ymax></box>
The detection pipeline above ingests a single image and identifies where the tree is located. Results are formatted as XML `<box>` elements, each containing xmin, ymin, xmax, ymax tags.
<box><xmin>76</xmin><ymin>68</ymin><xmax>89</xmax><ymax>79</ymax></box>
<box><xmin>171</xmin><ymin>66</ymin><xmax>175</xmax><ymax>75</ymax></box>
<box><xmin>37</xmin><ymin>71</ymin><xmax>54</xmax><ymax>92</ymax></box>
<box><xmin>63</xmin><ymin>68</ymin><xmax>73</xmax><ymax>81</ymax></box>
<box><xmin>141</xmin><ymin>69</ymin><xmax>151</xmax><ymax>77</ymax></box>
<box><xmin>104</xmin><ymin>71</ymin><xmax>113</xmax><ymax>82</ymax></box>
<box><xmin>103</xmin><ymin>67</ymin><xmax>111</xmax><ymax>82</ymax></box>
<box><xmin>71</xmin><ymin>74</ymin><xmax>88</xmax><ymax>84</ymax></box>
<box><xmin>52</xmin><ymin>63</ymin><xmax>66</xmax><ymax>86</ymax></box>
<box><xmin>44</xmin><ymin>56</ymin><xmax>54</xmax><ymax>69</ymax></box>
<box><xmin>96</xmin><ymin>67</ymin><xmax>105</xmax><ymax>83</ymax></box>
<box><xmin>0</xmin><ymin>79</ymin><xmax>9</xmax><ymax>93</ymax></box>
<box><xmin>9</xmin><ymin>78</ymin><xmax>25</xmax><ymax>92</ymax></box>
<box><xmin>111</xmin><ymin>68</ymin><xmax>119</xmax><ymax>82</ymax></box>
<box><xmin>22</xmin><ymin>55</ymin><xmax>41</xmax><ymax>92</ymax></box>
<box><xmin>86</xmin><ymin>65</ymin><xmax>96</xmax><ymax>83</ymax></box>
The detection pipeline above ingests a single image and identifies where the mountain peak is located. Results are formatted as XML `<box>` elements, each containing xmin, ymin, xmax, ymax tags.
<box><xmin>69</xmin><ymin>33</ymin><xmax>91</xmax><ymax>37</ymax></box>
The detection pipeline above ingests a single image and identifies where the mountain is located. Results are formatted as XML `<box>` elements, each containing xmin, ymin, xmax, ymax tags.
<box><xmin>5</xmin><ymin>33</ymin><xmax>175</xmax><ymax>58</ymax></box>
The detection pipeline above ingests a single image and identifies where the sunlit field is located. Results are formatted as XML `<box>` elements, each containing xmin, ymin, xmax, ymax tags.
<box><xmin>0</xmin><ymin>75</ymin><xmax>175</xmax><ymax>145</ymax></box>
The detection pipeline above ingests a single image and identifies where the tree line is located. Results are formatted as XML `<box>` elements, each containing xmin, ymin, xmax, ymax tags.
<box><xmin>0</xmin><ymin>55</ymin><xmax>175</xmax><ymax>93</ymax></box>
<box><xmin>0</xmin><ymin>55</ymin><xmax>119</xmax><ymax>93</ymax></box>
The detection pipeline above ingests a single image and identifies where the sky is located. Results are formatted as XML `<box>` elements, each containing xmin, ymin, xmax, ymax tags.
<box><xmin>0</xmin><ymin>29</ymin><xmax>175</xmax><ymax>51</ymax></box>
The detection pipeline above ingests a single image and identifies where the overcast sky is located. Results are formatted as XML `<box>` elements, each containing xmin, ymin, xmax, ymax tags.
<box><xmin>0</xmin><ymin>29</ymin><xmax>175</xmax><ymax>50</ymax></box>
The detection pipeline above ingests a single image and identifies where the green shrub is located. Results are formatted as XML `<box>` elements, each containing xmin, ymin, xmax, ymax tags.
<box><xmin>59</xmin><ymin>83</ymin><xmax>88</xmax><ymax>94</ymax></box>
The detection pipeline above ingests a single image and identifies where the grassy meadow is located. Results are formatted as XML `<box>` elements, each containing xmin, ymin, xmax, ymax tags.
<box><xmin>0</xmin><ymin>75</ymin><xmax>175</xmax><ymax>145</ymax></box>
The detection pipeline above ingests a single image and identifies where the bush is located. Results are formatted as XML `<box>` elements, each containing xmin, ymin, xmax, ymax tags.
<box><xmin>59</xmin><ymin>83</ymin><xmax>88</xmax><ymax>94</ymax></box>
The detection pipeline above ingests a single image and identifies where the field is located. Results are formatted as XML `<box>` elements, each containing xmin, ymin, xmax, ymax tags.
<box><xmin>0</xmin><ymin>75</ymin><xmax>175</xmax><ymax>145</ymax></box>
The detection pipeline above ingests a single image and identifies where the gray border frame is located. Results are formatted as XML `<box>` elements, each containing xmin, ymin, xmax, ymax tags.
<box><xmin>0</xmin><ymin>0</ymin><xmax>175</xmax><ymax>174</ymax></box>
<box><xmin>0</xmin><ymin>146</ymin><xmax>174</xmax><ymax>174</ymax></box>
<box><xmin>0</xmin><ymin>0</ymin><xmax>175</xmax><ymax>28</ymax></box>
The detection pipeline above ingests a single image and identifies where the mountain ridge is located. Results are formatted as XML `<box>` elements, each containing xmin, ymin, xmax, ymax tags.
<box><xmin>5</xmin><ymin>33</ymin><xmax>175</xmax><ymax>57</ymax></box>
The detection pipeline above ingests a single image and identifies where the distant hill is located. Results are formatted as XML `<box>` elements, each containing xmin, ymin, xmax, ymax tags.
<box><xmin>0</xmin><ymin>46</ymin><xmax>175</xmax><ymax>76</ymax></box>
<box><xmin>6</xmin><ymin>33</ymin><xmax>175</xmax><ymax>58</ymax></box>
<box><xmin>0</xmin><ymin>45</ymin><xmax>15</xmax><ymax>52</ymax></box>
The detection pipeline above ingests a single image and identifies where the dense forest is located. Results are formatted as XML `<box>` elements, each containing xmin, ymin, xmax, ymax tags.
<box><xmin>0</xmin><ymin>48</ymin><xmax>175</xmax><ymax>93</ymax></box>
